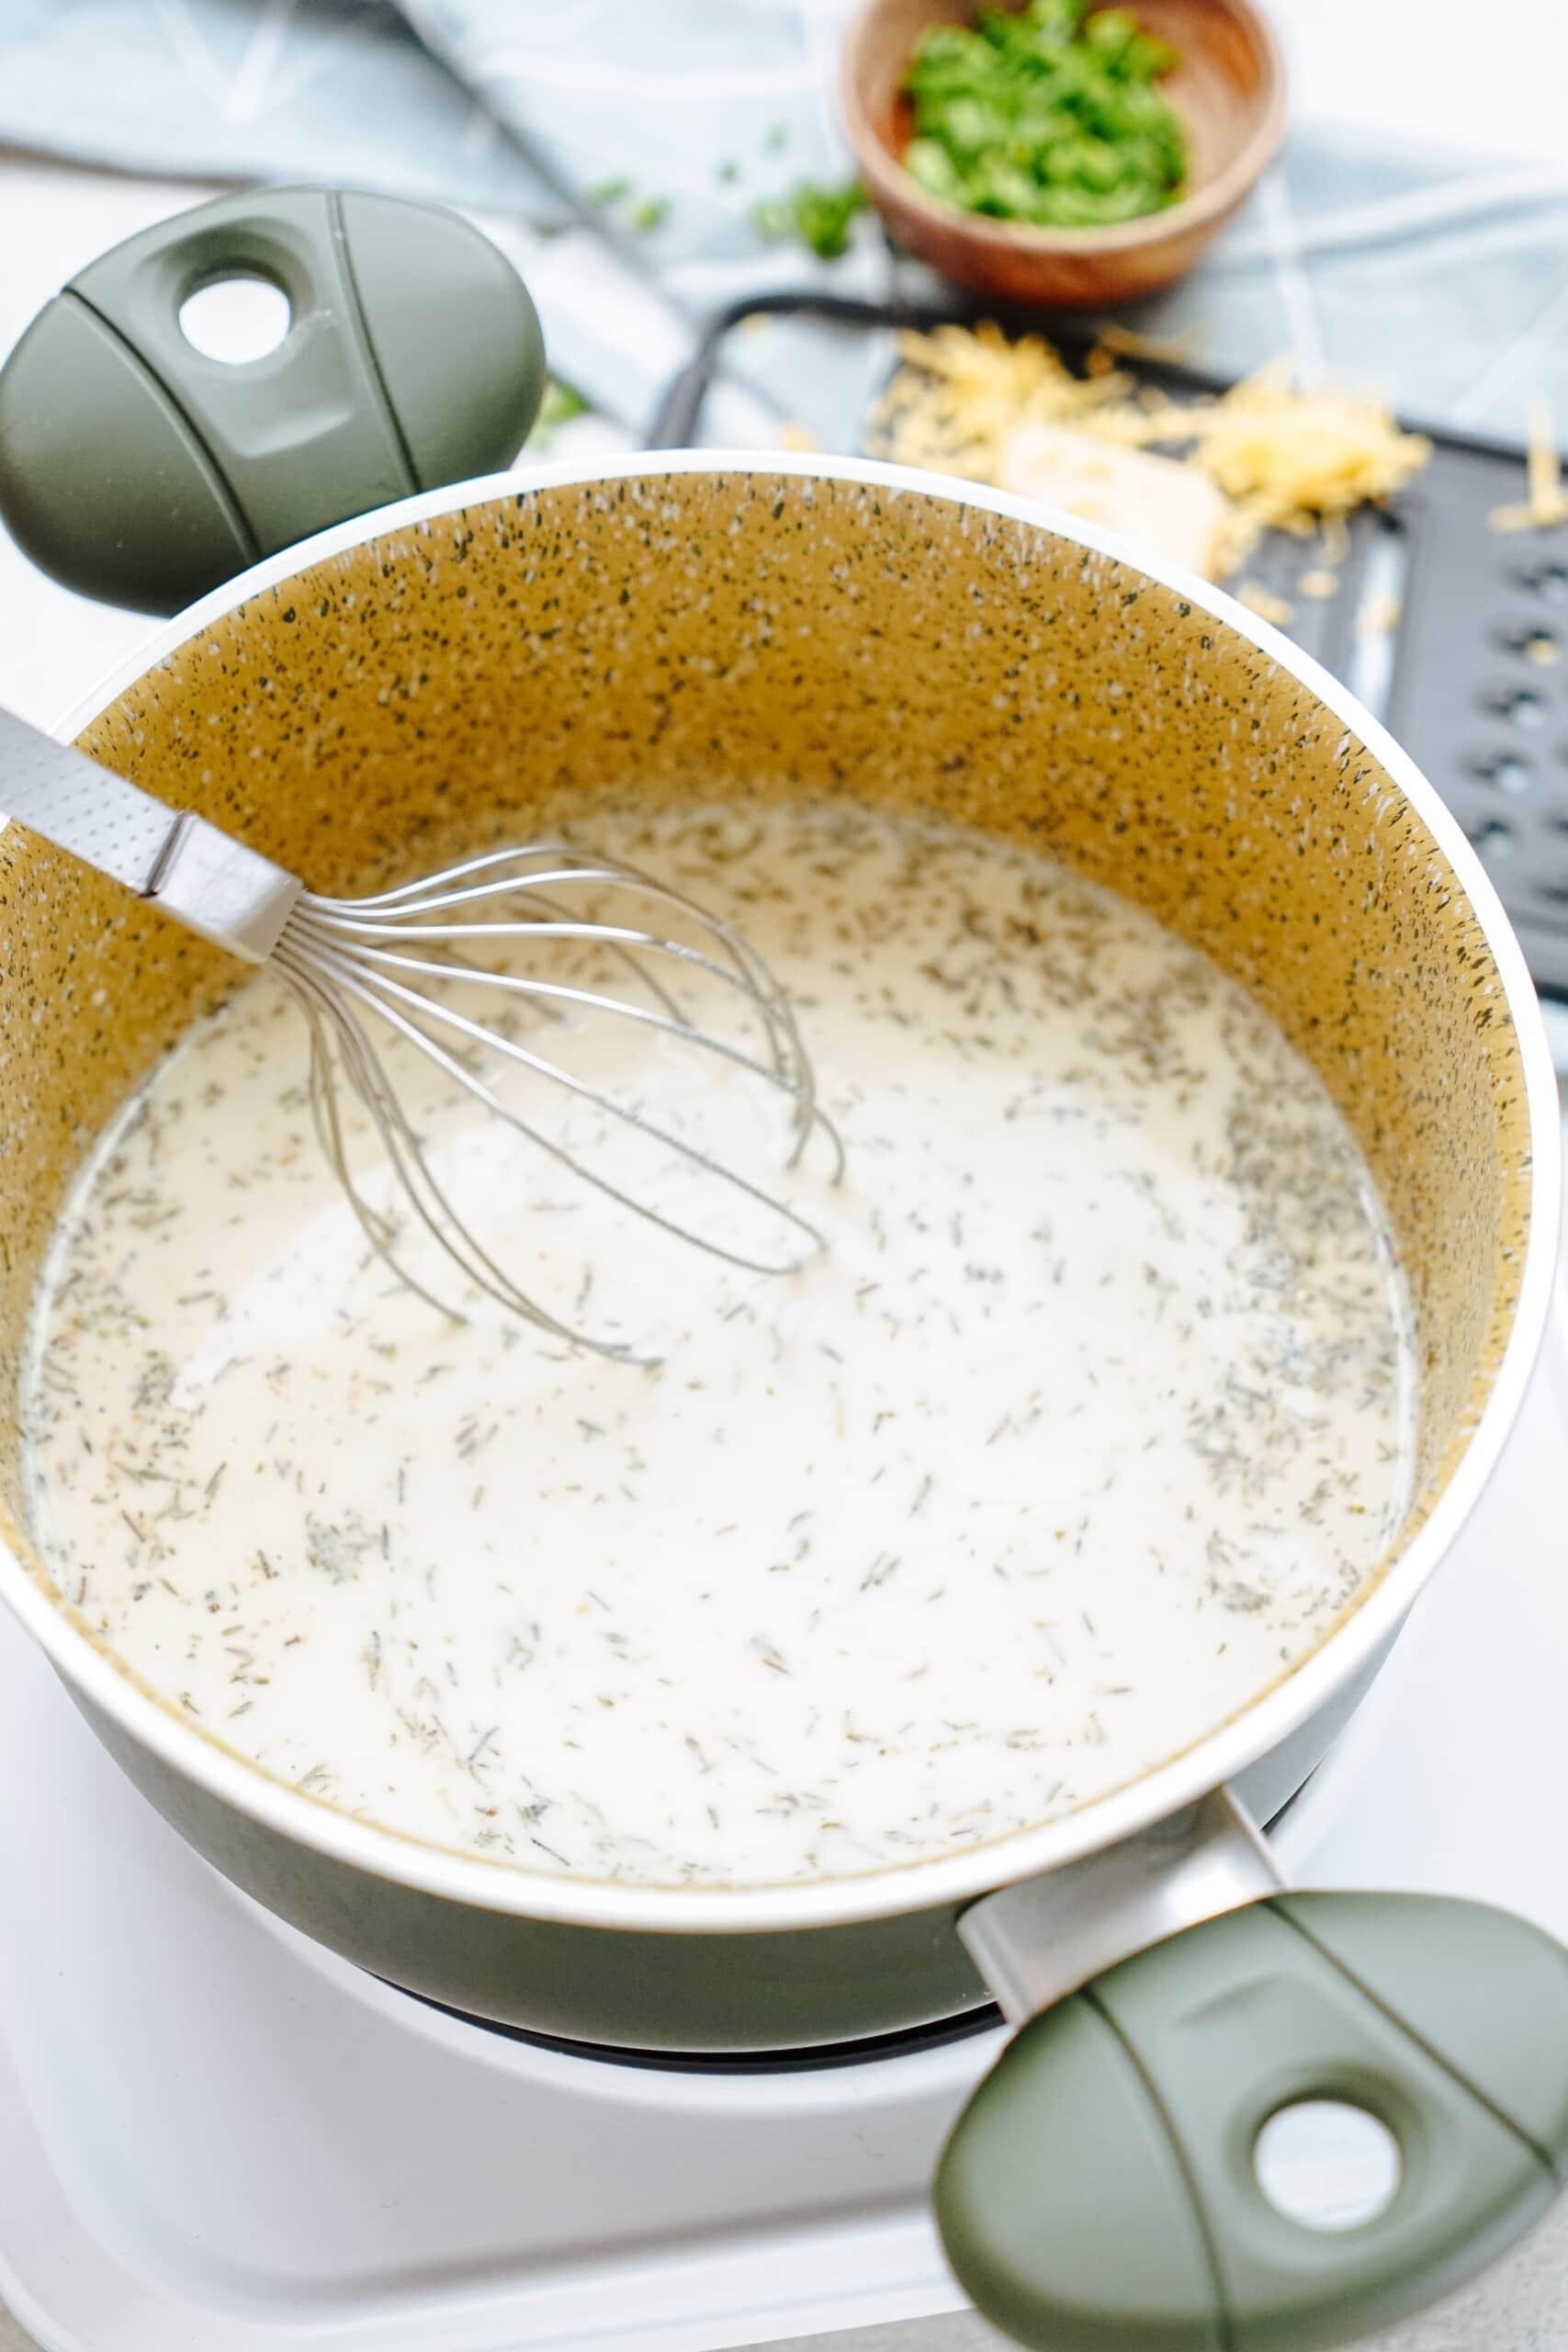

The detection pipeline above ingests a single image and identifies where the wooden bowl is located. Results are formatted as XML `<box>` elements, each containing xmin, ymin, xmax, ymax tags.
<box><xmin>842</xmin><ymin>0</ymin><xmax>1286</xmax><ymax>309</ymax></box>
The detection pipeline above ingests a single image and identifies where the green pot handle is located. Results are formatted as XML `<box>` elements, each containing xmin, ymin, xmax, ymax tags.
<box><xmin>938</xmin><ymin>1889</ymin><xmax>1568</xmax><ymax>2352</ymax></box>
<box><xmin>0</xmin><ymin>185</ymin><xmax>546</xmax><ymax>616</ymax></box>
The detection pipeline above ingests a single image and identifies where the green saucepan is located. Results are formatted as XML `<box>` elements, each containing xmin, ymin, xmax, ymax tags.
<box><xmin>0</xmin><ymin>189</ymin><xmax>1562</xmax><ymax>2352</ymax></box>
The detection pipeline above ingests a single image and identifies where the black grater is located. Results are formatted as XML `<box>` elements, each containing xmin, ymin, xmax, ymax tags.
<box><xmin>655</xmin><ymin>293</ymin><xmax>1568</xmax><ymax>997</ymax></box>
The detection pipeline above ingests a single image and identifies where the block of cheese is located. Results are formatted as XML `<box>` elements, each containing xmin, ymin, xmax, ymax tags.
<box><xmin>994</xmin><ymin>418</ymin><xmax>1229</xmax><ymax>582</ymax></box>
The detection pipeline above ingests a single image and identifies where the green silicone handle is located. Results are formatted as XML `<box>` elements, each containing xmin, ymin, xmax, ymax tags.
<box><xmin>0</xmin><ymin>186</ymin><xmax>546</xmax><ymax>616</ymax></box>
<box><xmin>936</xmin><ymin>1892</ymin><xmax>1568</xmax><ymax>2352</ymax></box>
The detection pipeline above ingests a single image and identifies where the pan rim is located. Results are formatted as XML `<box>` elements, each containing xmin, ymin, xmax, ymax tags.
<box><xmin>2</xmin><ymin>447</ymin><xmax>1556</xmax><ymax>1937</ymax></box>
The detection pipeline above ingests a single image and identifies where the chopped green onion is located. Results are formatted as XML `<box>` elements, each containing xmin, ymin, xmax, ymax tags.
<box><xmin>901</xmin><ymin>0</ymin><xmax>1186</xmax><ymax>230</ymax></box>
<box><xmin>750</xmin><ymin>177</ymin><xmax>867</xmax><ymax>261</ymax></box>
<box><xmin>528</xmin><ymin>379</ymin><xmax>589</xmax><ymax>452</ymax></box>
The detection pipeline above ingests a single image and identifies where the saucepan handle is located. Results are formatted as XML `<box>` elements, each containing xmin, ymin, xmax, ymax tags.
<box><xmin>0</xmin><ymin>186</ymin><xmax>546</xmax><ymax>617</ymax></box>
<box><xmin>939</xmin><ymin>1886</ymin><xmax>1568</xmax><ymax>2352</ymax></box>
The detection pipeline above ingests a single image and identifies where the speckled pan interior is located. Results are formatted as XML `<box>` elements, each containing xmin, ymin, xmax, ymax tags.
<box><xmin>0</xmin><ymin>469</ymin><xmax>1534</xmax><ymax>1744</ymax></box>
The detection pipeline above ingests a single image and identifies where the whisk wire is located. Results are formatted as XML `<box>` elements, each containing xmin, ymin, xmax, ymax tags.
<box><xmin>276</xmin><ymin>941</ymin><xmax>651</xmax><ymax>1359</ymax></box>
<box><xmin>300</xmin><ymin>843</ymin><xmax>819</xmax><ymax>1112</ymax></box>
<box><xmin>298</xmin><ymin>935</ymin><xmax>830</xmax><ymax>1277</ymax></box>
<box><xmin>0</xmin><ymin>703</ymin><xmax>845</xmax><ymax>1354</ymax></box>
<box><xmin>272</xmin><ymin>833</ymin><xmax>847</xmax><ymax>1351</ymax></box>
<box><xmin>286</xmin><ymin>922</ymin><xmax>840</xmax><ymax>1152</ymax></box>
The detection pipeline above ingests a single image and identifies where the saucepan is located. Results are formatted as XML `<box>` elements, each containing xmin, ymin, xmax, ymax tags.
<box><xmin>0</xmin><ymin>190</ymin><xmax>1562</xmax><ymax>2352</ymax></box>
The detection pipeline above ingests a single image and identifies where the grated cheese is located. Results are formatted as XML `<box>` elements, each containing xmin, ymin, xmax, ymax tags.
<box><xmin>867</xmin><ymin>323</ymin><xmax>1433</xmax><ymax>583</ymax></box>
<box><xmin>1094</xmin><ymin>322</ymin><xmax>1203</xmax><ymax>366</ymax></box>
<box><xmin>994</xmin><ymin>419</ymin><xmax>1228</xmax><ymax>580</ymax></box>
<box><xmin>1320</xmin><ymin>513</ymin><xmax>1351</xmax><ymax>567</ymax></box>
<box><xmin>1356</xmin><ymin>593</ymin><xmax>1402</xmax><ymax>639</ymax></box>
<box><xmin>1235</xmin><ymin>582</ymin><xmax>1294</xmax><ymax>628</ymax></box>
<box><xmin>1488</xmin><ymin>396</ymin><xmax>1568</xmax><ymax>535</ymax></box>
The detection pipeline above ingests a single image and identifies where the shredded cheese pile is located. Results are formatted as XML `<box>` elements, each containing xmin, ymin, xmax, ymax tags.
<box><xmin>867</xmin><ymin>323</ymin><xmax>1434</xmax><ymax>581</ymax></box>
<box><xmin>1489</xmin><ymin>397</ymin><xmax>1568</xmax><ymax>534</ymax></box>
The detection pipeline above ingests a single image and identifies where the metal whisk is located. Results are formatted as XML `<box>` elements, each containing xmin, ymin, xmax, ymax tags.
<box><xmin>1</xmin><ymin>707</ymin><xmax>843</xmax><ymax>1359</ymax></box>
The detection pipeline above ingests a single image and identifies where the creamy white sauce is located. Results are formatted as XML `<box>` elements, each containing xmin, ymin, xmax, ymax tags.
<box><xmin>23</xmin><ymin>803</ymin><xmax>1415</xmax><ymax>1886</ymax></box>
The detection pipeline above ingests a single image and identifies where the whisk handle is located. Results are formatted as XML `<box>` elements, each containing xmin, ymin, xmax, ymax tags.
<box><xmin>0</xmin><ymin>707</ymin><xmax>300</xmax><ymax>962</ymax></box>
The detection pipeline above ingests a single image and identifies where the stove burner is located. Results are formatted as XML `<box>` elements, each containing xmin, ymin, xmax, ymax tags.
<box><xmin>383</xmin><ymin>1980</ymin><xmax>1004</xmax><ymax>2071</ymax></box>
